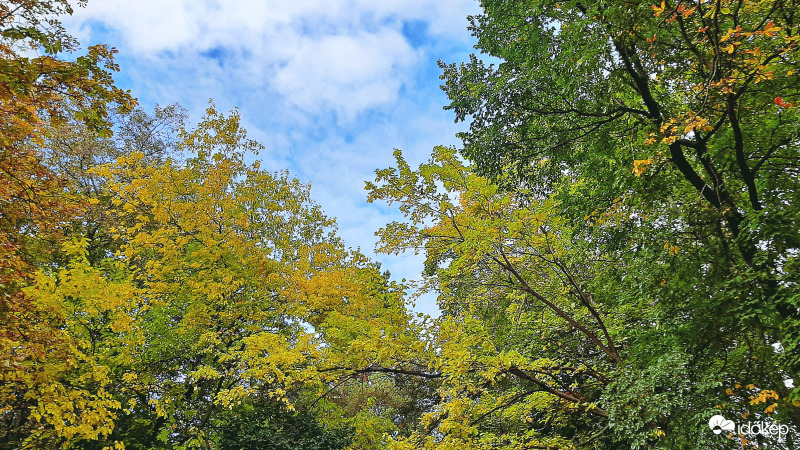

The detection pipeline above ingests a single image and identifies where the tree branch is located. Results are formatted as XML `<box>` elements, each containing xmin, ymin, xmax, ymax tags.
<box><xmin>727</xmin><ymin>94</ymin><xmax>762</xmax><ymax>210</ymax></box>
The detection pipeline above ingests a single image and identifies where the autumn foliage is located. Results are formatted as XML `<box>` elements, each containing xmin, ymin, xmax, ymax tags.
<box><xmin>2</xmin><ymin>0</ymin><xmax>800</xmax><ymax>449</ymax></box>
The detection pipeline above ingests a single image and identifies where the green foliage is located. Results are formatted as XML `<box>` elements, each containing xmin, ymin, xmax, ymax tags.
<box><xmin>433</xmin><ymin>0</ymin><xmax>800</xmax><ymax>446</ymax></box>
<box><xmin>218</xmin><ymin>399</ymin><xmax>354</xmax><ymax>450</ymax></box>
<box><xmin>4</xmin><ymin>0</ymin><xmax>800</xmax><ymax>449</ymax></box>
<box><xmin>369</xmin><ymin>148</ymin><xmax>623</xmax><ymax>448</ymax></box>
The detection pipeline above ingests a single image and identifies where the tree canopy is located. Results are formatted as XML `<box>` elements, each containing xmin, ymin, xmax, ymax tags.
<box><xmin>426</xmin><ymin>0</ymin><xmax>800</xmax><ymax>446</ymax></box>
<box><xmin>2</xmin><ymin>0</ymin><xmax>799</xmax><ymax>449</ymax></box>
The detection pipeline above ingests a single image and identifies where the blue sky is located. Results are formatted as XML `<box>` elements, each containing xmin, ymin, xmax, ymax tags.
<box><xmin>63</xmin><ymin>0</ymin><xmax>482</xmax><ymax>316</ymax></box>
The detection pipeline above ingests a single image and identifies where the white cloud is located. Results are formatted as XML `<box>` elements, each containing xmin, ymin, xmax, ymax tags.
<box><xmin>274</xmin><ymin>30</ymin><xmax>419</xmax><ymax>119</ymax></box>
<box><xmin>69</xmin><ymin>0</ymin><xmax>476</xmax><ymax>51</ymax></box>
<box><xmin>65</xmin><ymin>0</ymin><xmax>475</xmax><ymax>118</ymax></box>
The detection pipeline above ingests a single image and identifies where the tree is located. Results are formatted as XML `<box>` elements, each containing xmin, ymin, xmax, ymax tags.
<box><xmin>0</xmin><ymin>1</ymin><xmax>134</xmax><ymax>446</ymax></box>
<box><xmin>438</xmin><ymin>0</ymin><xmax>800</xmax><ymax>445</ymax></box>
<box><xmin>1</xmin><ymin>0</ymin><xmax>134</xmax><ymax>139</ymax></box>
<box><xmin>369</xmin><ymin>146</ymin><xmax>799</xmax><ymax>448</ymax></box>
<box><xmin>17</xmin><ymin>105</ymin><xmax>428</xmax><ymax>448</ymax></box>
<box><xmin>369</xmin><ymin>148</ymin><xmax>632</xmax><ymax>448</ymax></box>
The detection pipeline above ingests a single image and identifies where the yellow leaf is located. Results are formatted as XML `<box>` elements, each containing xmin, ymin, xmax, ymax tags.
<box><xmin>720</xmin><ymin>28</ymin><xmax>736</xmax><ymax>42</ymax></box>
<box><xmin>763</xmin><ymin>21</ymin><xmax>782</xmax><ymax>36</ymax></box>
<box><xmin>662</xmin><ymin>135</ymin><xmax>678</xmax><ymax>144</ymax></box>
<box><xmin>633</xmin><ymin>159</ymin><xmax>654</xmax><ymax>176</ymax></box>
<box><xmin>651</xmin><ymin>1</ymin><xmax>666</xmax><ymax>17</ymax></box>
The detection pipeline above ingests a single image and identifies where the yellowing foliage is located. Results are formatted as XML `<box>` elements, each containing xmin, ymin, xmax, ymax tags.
<box><xmin>368</xmin><ymin>147</ymin><xmax>620</xmax><ymax>448</ymax></box>
<box><xmin>5</xmin><ymin>103</ymin><xmax>428</xmax><ymax>448</ymax></box>
<box><xmin>19</xmin><ymin>105</ymin><xmax>424</xmax><ymax>447</ymax></box>
<box><xmin>1</xmin><ymin>1</ymin><xmax>135</xmax><ymax>446</ymax></box>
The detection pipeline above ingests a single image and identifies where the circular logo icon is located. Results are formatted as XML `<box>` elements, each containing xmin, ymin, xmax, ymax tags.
<box><xmin>708</xmin><ymin>415</ymin><xmax>735</xmax><ymax>434</ymax></box>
